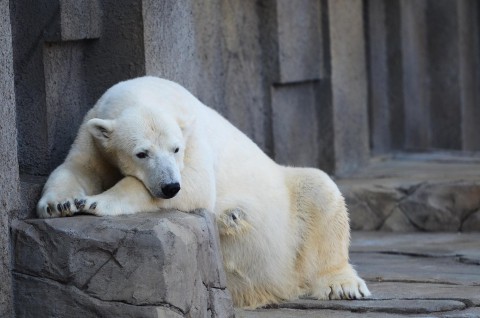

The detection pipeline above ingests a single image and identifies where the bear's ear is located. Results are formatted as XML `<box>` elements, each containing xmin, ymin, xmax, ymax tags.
<box><xmin>86</xmin><ymin>118</ymin><xmax>114</xmax><ymax>141</ymax></box>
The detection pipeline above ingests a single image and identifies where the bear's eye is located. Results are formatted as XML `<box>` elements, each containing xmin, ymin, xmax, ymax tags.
<box><xmin>136</xmin><ymin>152</ymin><xmax>148</xmax><ymax>159</ymax></box>
<box><xmin>174</xmin><ymin>147</ymin><xmax>180</xmax><ymax>153</ymax></box>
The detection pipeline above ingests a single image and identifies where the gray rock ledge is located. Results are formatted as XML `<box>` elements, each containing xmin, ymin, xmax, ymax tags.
<box><xmin>12</xmin><ymin>210</ymin><xmax>235</xmax><ymax>318</ymax></box>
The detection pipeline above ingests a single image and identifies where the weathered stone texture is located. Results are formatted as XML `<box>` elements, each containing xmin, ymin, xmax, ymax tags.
<box><xmin>339</xmin><ymin>157</ymin><xmax>480</xmax><ymax>231</ymax></box>
<box><xmin>426</xmin><ymin>0</ymin><xmax>462</xmax><ymax>149</ymax></box>
<box><xmin>44</xmin><ymin>0</ymin><xmax>102</xmax><ymax>41</ymax></box>
<box><xmin>328</xmin><ymin>0</ymin><xmax>369</xmax><ymax>176</ymax></box>
<box><xmin>276</xmin><ymin>0</ymin><xmax>323</xmax><ymax>83</ymax></box>
<box><xmin>458</xmin><ymin>0</ymin><xmax>480</xmax><ymax>151</ymax></box>
<box><xmin>0</xmin><ymin>0</ymin><xmax>19</xmax><ymax>316</ymax></box>
<box><xmin>271</xmin><ymin>82</ymin><xmax>321</xmax><ymax>167</ymax></box>
<box><xmin>12</xmin><ymin>210</ymin><xmax>234</xmax><ymax>318</ymax></box>
<box><xmin>10</xmin><ymin>0</ymin><xmax>145</xmax><ymax>176</ymax></box>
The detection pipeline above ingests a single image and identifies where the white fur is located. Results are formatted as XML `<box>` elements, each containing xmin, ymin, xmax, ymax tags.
<box><xmin>37</xmin><ymin>76</ymin><xmax>370</xmax><ymax>308</ymax></box>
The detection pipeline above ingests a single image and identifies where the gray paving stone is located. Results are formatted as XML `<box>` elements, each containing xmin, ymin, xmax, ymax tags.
<box><xmin>278</xmin><ymin>298</ymin><xmax>466</xmax><ymax>314</ymax></box>
<box><xmin>351</xmin><ymin>232</ymin><xmax>480</xmax><ymax>261</ymax></box>
<box><xmin>236</xmin><ymin>308</ymin><xmax>412</xmax><ymax>318</ymax></box>
<box><xmin>351</xmin><ymin>252</ymin><xmax>480</xmax><ymax>286</ymax></box>
<box><xmin>367</xmin><ymin>282</ymin><xmax>480</xmax><ymax>307</ymax></box>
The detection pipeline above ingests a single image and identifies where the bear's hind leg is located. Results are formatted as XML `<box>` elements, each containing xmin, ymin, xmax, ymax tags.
<box><xmin>287</xmin><ymin>168</ymin><xmax>371</xmax><ymax>300</ymax></box>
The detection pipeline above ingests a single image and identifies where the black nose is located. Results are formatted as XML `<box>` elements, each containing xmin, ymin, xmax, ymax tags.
<box><xmin>161</xmin><ymin>183</ymin><xmax>181</xmax><ymax>198</ymax></box>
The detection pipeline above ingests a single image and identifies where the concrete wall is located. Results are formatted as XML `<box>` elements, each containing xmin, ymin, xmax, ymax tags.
<box><xmin>366</xmin><ymin>0</ymin><xmax>480</xmax><ymax>154</ymax></box>
<box><xmin>3</xmin><ymin>0</ymin><xmax>480</xmax><ymax>315</ymax></box>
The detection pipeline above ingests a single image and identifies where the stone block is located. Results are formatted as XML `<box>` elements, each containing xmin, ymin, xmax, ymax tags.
<box><xmin>43</xmin><ymin>41</ymin><xmax>90</xmax><ymax>170</ymax></box>
<box><xmin>339</xmin><ymin>183</ymin><xmax>403</xmax><ymax>231</ymax></box>
<box><xmin>366</xmin><ymin>0</ymin><xmax>405</xmax><ymax>153</ymax></box>
<box><xmin>276</xmin><ymin>0</ymin><xmax>323</xmax><ymax>83</ymax></box>
<box><xmin>400</xmin><ymin>182</ymin><xmax>480</xmax><ymax>231</ymax></box>
<box><xmin>400</xmin><ymin>0</ymin><xmax>430</xmax><ymax>150</ymax></box>
<box><xmin>11</xmin><ymin>0</ymin><xmax>145</xmax><ymax>176</ymax></box>
<box><xmin>458</xmin><ymin>0</ymin><xmax>480</xmax><ymax>151</ymax></box>
<box><xmin>426</xmin><ymin>0</ymin><xmax>462</xmax><ymax>149</ymax></box>
<box><xmin>12</xmin><ymin>210</ymin><xmax>234</xmax><ymax>318</ymax></box>
<box><xmin>271</xmin><ymin>82</ymin><xmax>322</xmax><ymax>168</ymax></box>
<box><xmin>327</xmin><ymin>0</ymin><xmax>369</xmax><ymax>176</ymax></box>
<box><xmin>45</xmin><ymin>0</ymin><xmax>102</xmax><ymax>41</ymax></box>
<box><xmin>461</xmin><ymin>209</ymin><xmax>480</xmax><ymax>232</ymax></box>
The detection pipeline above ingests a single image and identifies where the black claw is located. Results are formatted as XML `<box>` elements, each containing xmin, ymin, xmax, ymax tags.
<box><xmin>46</xmin><ymin>206</ymin><xmax>52</xmax><ymax>215</ymax></box>
<box><xmin>63</xmin><ymin>202</ymin><xmax>70</xmax><ymax>211</ymax></box>
<box><xmin>328</xmin><ymin>288</ymin><xmax>334</xmax><ymax>300</ymax></box>
<box><xmin>75</xmin><ymin>199</ymin><xmax>86</xmax><ymax>210</ymax></box>
<box><xmin>89</xmin><ymin>202</ymin><xmax>97</xmax><ymax>210</ymax></box>
<box><xmin>57</xmin><ymin>203</ymin><xmax>63</xmax><ymax>212</ymax></box>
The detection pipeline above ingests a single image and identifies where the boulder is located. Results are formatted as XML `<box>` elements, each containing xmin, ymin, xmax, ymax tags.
<box><xmin>12</xmin><ymin>210</ymin><xmax>234</xmax><ymax>318</ymax></box>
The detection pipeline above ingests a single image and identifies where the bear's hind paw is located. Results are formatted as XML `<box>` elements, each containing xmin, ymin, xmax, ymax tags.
<box><xmin>311</xmin><ymin>267</ymin><xmax>371</xmax><ymax>300</ymax></box>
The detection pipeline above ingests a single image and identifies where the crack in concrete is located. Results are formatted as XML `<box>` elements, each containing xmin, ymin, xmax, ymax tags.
<box><xmin>79</xmin><ymin>233</ymin><xmax>128</xmax><ymax>290</ymax></box>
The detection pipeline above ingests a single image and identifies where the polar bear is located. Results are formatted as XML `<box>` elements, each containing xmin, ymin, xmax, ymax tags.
<box><xmin>37</xmin><ymin>76</ymin><xmax>370</xmax><ymax>308</ymax></box>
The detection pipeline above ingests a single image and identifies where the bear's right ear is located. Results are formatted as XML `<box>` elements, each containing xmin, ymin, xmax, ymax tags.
<box><xmin>87</xmin><ymin>118</ymin><xmax>114</xmax><ymax>141</ymax></box>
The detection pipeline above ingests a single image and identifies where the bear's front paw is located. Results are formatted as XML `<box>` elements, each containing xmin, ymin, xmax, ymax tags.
<box><xmin>73</xmin><ymin>197</ymin><xmax>99</xmax><ymax>215</ymax></box>
<box><xmin>37</xmin><ymin>198</ymin><xmax>80</xmax><ymax>218</ymax></box>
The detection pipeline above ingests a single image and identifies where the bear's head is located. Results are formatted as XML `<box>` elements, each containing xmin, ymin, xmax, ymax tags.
<box><xmin>86</xmin><ymin>107</ymin><xmax>192</xmax><ymax>199</ymax></box>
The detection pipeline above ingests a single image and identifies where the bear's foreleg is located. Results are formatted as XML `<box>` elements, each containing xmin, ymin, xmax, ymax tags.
<box><xmin>37</xmin><ymin>163</ymin><xmax>104</xmax><ymax>218</ymax></box>
<box><xmin>75</xmin><ymin>176</ymin><xmax>159</xmax><ymax>216</ymax></box>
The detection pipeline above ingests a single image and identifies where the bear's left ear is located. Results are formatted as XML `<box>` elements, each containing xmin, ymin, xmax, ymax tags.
<box><xmin>87</xmin><ymin>118</ymin><xmax>115</xmax><ymax>141</ymax></box>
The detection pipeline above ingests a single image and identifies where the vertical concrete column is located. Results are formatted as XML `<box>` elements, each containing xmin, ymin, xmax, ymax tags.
<box><xmin>400</xmin><ymin>0</ymin><xmax>430</xmax><ymax>150</ymax></box>
<box><xmin>366</xmin><ymin>0</ymin><xmax>405</xmax><ymax>154</ymax></box>
<box><xmin>270</xmin><ymin>0</ymin><xmax>329</xmax><ymax>169</ymax></box>
<box><xmin>458</xmin><ymin>0</ymin><xmax>480</xmax><ymax>151</ymax></box>
<box><xmin>0</xmin><ymin>0</ymin><xmax>20</xmax><ymax>316</ymax></box>
<box><xmin>366</xmin><ymin>0</ymin><xmax>390</xmax><ymax>154</ymax></box>
<box><xmin>426</xmin><ymin>0</ymin><xmax>462</xmax><ymax>149</ymax></box>
<box><xmin>327</xmin><ymin>0</ymin><xmax>369</xmax><ymax>175</ymax></box>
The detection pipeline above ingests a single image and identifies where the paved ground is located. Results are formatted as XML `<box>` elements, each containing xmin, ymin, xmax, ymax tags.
<box><xmin>236</xmin><ymin>232</ymin><xmax>480</xmax><ymax>318</ymax></box>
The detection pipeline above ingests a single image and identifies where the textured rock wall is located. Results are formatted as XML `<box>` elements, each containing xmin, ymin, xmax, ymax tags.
<box><xmin>12</xmin><ymin>210</ymin><xmax>235</xmax><ymax>318</ymax></box>
<box><xmin>0</xmin><ymin>0</ymin><xmax>20</xmax><ymax>316</ymax></box>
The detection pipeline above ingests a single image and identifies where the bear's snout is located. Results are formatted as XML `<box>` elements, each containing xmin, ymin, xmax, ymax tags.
<box><xmin>161</xmin><ymin>182</ymin><xmax>181</xmax><ymax>199</ymax></box>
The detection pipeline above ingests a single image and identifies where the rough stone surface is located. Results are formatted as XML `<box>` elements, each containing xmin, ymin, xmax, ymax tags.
<box><xmin>328</xmin><ymin>0</ymin><xmax>370</xmax><ymax>176</ymax></box>
<box><xmin>271</xmin><ymin>82</ymin><xmax>321</xmax><ymax>167</ymax></box>
<box><xmin>12</xmin><ymin>210</ymin><xmax>234</xmax><ymax>318</ymax></box>
<box><xmin>0</xmin><ymin>0</ymin><xmax>19</xmax><ymax>315</ymax></box>
<box><xmin>426</xmin><ymin>0</ymin><xmax>462</xmax><ymax>150</ymax></box>
<box><xmin>276</xmin><ymin>0</ymin><xmax>323</xmax><ymax>83</ymax></box>
<box><xmin>44</xmin><ymin>0</ymin><xmax>102</xmax><ymax>41</ymax></box>
<box><xmin>236</xmin><ymin>232</ymin><xmax>480</xmax><ymax>317</ymax></box>
<box><xmin>10</xmin><ymin>0</ymin><xmax>145</xmax><ymax>176</ymax></box>
<box><xmin>400</xmin><ymin>0</ymin><xmax>430</xmax><ymax>150</ymax></box>
<box><xmin>338</xmin><ymin>155</ymin><xmax>480</xmax><ymax>231</ymax></box>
